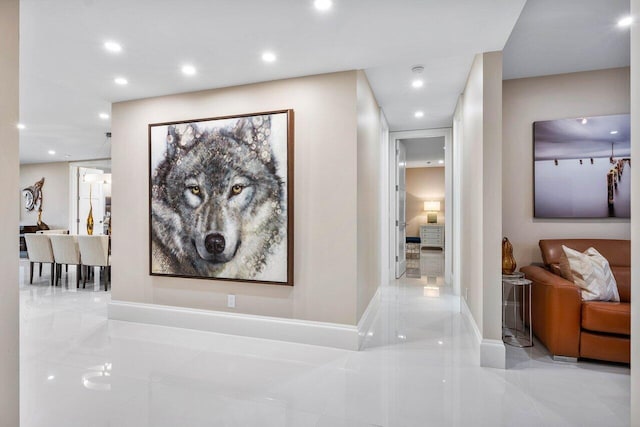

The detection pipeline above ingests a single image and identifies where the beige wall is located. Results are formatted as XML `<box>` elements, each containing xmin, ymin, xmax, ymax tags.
<box><xmin>356</xmin><ymin>70</ymin><xmax>382</xmax><ymax>321</ymax></box>
<box><xmin>630</xmin><ymin>0</ymin><xmax>639</xmax><ymax>423</ymax></box>
<box><xmin>406</xmin><ymin>167</ymin><xmax>445</xmax><ymax>237</ymax></box>
<box><xmin>481</xmin><ymin>52</ymin><xmax>503</xmax><ymax>342</ymax></box>
<box><xmin>0</xmin><ymin>0</ymin><xmax>20</xmax><ymax>424</ymax></box>
<box><xmin>502</xmin><ymin>68</ymin><xmax>631</xmax><ymax>268</ymax></box>
<box><xmin>20</xmin><ymin>162</ymin><xmax>70</xmax><ymax>230</ymax></box>
<box><xmin>112</xmin><ymin>71</ymin><xmax>370</xmax><ymax>326</ymax></box>
<box><xmin>459</xmin><ymin>52</ymin><xmax>503</xmax><ymax>342</ymax></box>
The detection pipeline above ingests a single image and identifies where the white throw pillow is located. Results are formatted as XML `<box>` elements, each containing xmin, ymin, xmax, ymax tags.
<box><xmin>561</xmin><ymin>245</ymin><xmax>620</xmax><ymax>302</ymax></box>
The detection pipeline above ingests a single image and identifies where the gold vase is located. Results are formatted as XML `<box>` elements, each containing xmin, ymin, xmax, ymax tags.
<box><xmin>86</xmin><ymin>185</ymin><xmax>94</xmax><ymax>235</ymax></box>
<box><xmin>87</xmin><ymin>205</ymin><xmax>94</xmax><ymax>235</ymax></box>
<box><xmin>502</xmin><ymin>237</ymin><xmax>516</xmax><ymax>275</ymax></box>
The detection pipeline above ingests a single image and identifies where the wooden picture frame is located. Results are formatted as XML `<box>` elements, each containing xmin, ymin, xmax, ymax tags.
<box><xmin>148</xmin><ymin>110</ymin><xmax>294</xmax><ymax>285</ymax></box>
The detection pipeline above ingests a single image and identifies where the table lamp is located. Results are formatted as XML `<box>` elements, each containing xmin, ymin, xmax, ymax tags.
<box><xmin>424</xmin><ymin>201</ymin><xmax>440</xmax><ymax>224</ymax></box>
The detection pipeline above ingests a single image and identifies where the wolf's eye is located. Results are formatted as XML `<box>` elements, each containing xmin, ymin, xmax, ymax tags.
<box><xmin>189</xmin><ymin>186</ymin><xmax>200</xmax><ymax>196</ymax></box>
<box><xmin>231</xmin><ymin>184</ymin><xmax>243</xmax><ymax>196</ymax></box>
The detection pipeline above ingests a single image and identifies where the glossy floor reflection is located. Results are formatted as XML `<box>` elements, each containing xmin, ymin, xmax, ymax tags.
<box><xmin>20</xmin><ymin>257</ymin><xmax>629</xmax><ymax>426</ymax></box>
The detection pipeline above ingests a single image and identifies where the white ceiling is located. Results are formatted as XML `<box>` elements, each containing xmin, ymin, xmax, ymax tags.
<box><xmin>401</xmin><ymin>137</ymin><xmax>446</xmax><ymax>168</ymax></box>
<box><xmin>366</xmin><ymin>55</ymin><xmax>476</xmax><ymax>131</ymax></box>
<box><xmin>19</xmin><ymin>0</ymin><xmax>526</xmax><ymax>164</ymax></box>
<box><xmin>503</xmin><ymin>0</ymin><xmax>631</xmax><ymax>80</ymax></box>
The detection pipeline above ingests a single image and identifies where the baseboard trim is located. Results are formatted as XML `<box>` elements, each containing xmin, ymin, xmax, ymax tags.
<box><xmin>480</xmin><ymin>339</ymin><xmax>506</xmax><ymax>369</ymax></box>
<box><xmin>108</xmin><ymin>300</ymin><xmax>359</xmax><ymax>351</ymax></box>
<box><xmin>460</xmin><ymin>297</ymin><xmax>506</xmax><ymax>369</ymax></box>
<box><xmin>357</xmin><ymin>287</ymin><xmax>381</xmax><ymax>349</ymax></box>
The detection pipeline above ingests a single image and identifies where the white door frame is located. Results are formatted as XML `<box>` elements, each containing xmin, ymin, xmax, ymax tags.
<box><xmin>388</xmin><ymin>128</ymin><xmax>455</xmax><ymax>289</ymax></box>
<box><xmin>395</xmin><ymin>139</ymin><xmax>407</xmax><ymax>278</ymax></box>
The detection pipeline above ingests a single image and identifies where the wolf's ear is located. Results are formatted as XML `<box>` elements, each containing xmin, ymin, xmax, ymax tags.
<box><xmin>166</xmin><ymin>123</ymin><xmax>200</xmax><ymax>156</ymax></box>
<box><xmin>233</xmin><ymin>115</ymin><xmax>272</xmax><ymax>149</ymax></box>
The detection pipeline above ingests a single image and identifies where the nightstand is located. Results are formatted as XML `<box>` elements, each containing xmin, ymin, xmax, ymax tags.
<box><xmin>420</xmin><ymin>224</ymin><xmax>444</xmax><ymax>250</ymax></box>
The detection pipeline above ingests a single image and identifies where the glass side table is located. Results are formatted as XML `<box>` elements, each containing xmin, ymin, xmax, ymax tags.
<box><xmin>502</xmin><ymin>273</ymin><xmax>533</xmax><ymax>348</ymax></box>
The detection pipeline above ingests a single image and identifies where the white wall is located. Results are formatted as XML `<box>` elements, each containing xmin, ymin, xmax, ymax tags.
<box><xmin>379</xmin><ymin>110</ymin><xmax>390</xmax><ymax>290</ymax></box>
<box><xmin>460</xmin><ymin>54</ymin><xmax>484</xmax><ymax>332</ymax></box>
<box><xmin>503</xmin><ymin>68</ymin><xmax>631</xmax><ymax>268</ymax></box>
<box><xmin>0</xmin><ymin>0</ymin><xmax>19</xmax><ymax>424</ymax></box>
<box><xmin>20</xmin><ymin>162</ymin><xmax>69</xmax><ymax>229</ymax></box>
<box><xmin>458</xmin><ymin>52</ymin><xmax>504</xmax><ymax>367</ymax></box>
<box><xmin>630</xmin><ymin>0</ymin><xmax>639</xmax><ymax>424</ymax></box>
<box><xmin>112</xmin><ymin>71</ymin><xmax>369</xmax><ymax>326</ymax></box>
<box><xmin>453</xmin><ymin>102</ymin><xmax>463</xmax><ymax>297</ymax></box>
<box><xmin>356</xmin><ymin>70</ymin><xmax>382</xmax><ymax>320</ymax></box>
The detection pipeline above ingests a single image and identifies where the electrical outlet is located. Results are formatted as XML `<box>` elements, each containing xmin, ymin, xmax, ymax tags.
<box><xmin>227</xmin><ymin>294</ymin><xmax>236</xmax><ymax>308</ymax></box>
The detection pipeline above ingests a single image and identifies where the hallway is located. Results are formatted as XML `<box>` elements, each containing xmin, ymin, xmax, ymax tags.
<box><xmin>19</xmin><ymin>257</ymin><xmax>629</xmax><ymax>426</ymax></box>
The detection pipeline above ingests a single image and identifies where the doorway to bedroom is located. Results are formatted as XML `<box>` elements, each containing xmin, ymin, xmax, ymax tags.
<box><xmin>389</xmin><ymin>128</ymin><xmax>456</xmax><ymax>295</ymax></box>
<box><xmin>404</xmin><ymin>139</ymin><xmax>445</xmax><ymax>282</ymax></box>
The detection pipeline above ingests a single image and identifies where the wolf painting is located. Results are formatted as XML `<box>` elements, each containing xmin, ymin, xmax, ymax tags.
<box><xmin>149</xmin><ymin>111</ymin><xmax>293</xmax><ymax>285</ymax></box>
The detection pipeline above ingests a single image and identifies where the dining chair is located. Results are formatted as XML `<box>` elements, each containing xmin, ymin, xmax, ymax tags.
<box><xmin>24</xmin><ymin>234</ymin><xmax>56</xmax><ymax>286</ymax></box>
<box><xmin>35</xmin><ymin>230</ymin><xmax>70</xmax><ymax>275</ymax></box>
<box><xmin>49</xmin><ymin>235</ymin><xmax>82</xmax><ymax>288</ymax></box>
<box><xmin>78</xmin><ymin>235</ymin><xmax>110</xmax><ymax>291</ymax></box>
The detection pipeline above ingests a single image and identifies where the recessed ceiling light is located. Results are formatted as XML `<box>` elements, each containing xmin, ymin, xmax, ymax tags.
<box><xmin>414</xmin><ymin>111</ymin><xmax>424</xmax><ymax>118</ymax></box>
<box><xmin>181</xmin><ymin>64</ymin><xmax>196</xmax><ymax>76</ymax></box>
<box><xmin>314</xmin><ymin>0</ymin><xmax>333</xmax><ymax>11</ymax></box>
<box><xmin>610</xmin><ymin>130</ymin><xmax>619</xmax><ymax>135</ymax></box>
<box><xmin>47</xmin><ymin>375</ymin><xmax>55</xmax><ymax>381</ymax></box>
<box><xmin>581</xmin><ymin>118</ymin><xmax>588</xmax><ymax>125</ymax></box>
<box><xmin>438</xmin><ymin>159</ymin><xmax>444</xmax><ymax>164</ymax></box>
<box><xmin>618</xmin><ymin>16</ymin><xmax>634</xmax><ymax>27</ymax></box>
<box><xmin>262</xmin><ymin>51</ymin><xmax>277</xmax><ymax>63</ymax></box>
<box><xmin>48</xmin><ymin>150</ymin><xmax>56</xmax><ymax>155</ymax></box>
<box><xmin>16</xmin><ymin>123</ymin><xmax>25</xmax><ymax>130</ymax></box>
<box><xmin>114</xmin><ymin>77</ymin><xmax>128</xmax><ymax>85</ymax></box>
<box><xmin>104</xmin><ymin>41</ymin><xmax>122</xmax><ymax>53</ymax></box>
<box><xmin>412</xmin><ymin>79</ymin><xmax>424</xmax><ymax>89</ymax></box>
<box><xmin>99</xmin><ymin>113</ymin><xmax>109</xmax><ymax>120</ymax></box>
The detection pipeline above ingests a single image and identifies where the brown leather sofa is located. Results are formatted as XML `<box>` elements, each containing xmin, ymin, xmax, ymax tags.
<box><xmin>521</xmin><ymin>239</ymin><xmax>630</xmax><ymax>363</ymax></box>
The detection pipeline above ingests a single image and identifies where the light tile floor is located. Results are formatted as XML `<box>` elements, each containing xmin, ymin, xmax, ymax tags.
<box><xmin>19</xmin><ymin>256</ymin><xmax>630</xmax><ymax>426</ymax></box>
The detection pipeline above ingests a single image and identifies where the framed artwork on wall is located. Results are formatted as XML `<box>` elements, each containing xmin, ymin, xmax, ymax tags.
<box><xmin>533</xmin><ymin>113</ymin><xmax>630</xmax><ymax>219</ymax></box>
<box><xmin>149</xmin><ymin>110</ymin><xmax>294</xmax><ymax>285</ymax></box>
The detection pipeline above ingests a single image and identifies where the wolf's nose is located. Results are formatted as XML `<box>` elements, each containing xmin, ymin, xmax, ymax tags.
<box><xmin>205</xmin><ymin>233</ymin><xmax>226</xmax><ymax>254</ymax></box>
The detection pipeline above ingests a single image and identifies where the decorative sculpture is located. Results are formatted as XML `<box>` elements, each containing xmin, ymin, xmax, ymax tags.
<box><xmin>22</xmin><ymin>177</ymin><xmax>49</xmax><ymax>230</ymax></box>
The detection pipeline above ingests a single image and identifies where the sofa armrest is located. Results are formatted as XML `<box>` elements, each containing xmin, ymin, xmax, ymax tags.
<box><xmin>520</xmin><ymin>265</ymin><xmax>582</xmax><ymax>358</ymax></box>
